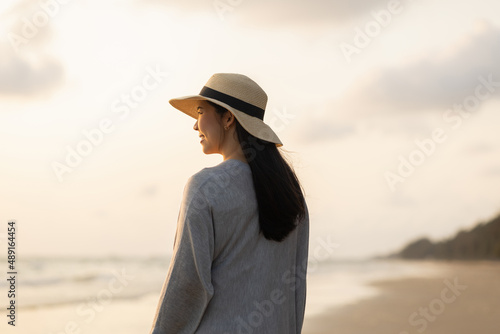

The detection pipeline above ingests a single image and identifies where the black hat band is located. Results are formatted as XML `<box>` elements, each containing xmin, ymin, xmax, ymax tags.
<box><xmin>200</xmin><ymin>86</ymin><xmax>265</xmax><ymax>120</ymax></box>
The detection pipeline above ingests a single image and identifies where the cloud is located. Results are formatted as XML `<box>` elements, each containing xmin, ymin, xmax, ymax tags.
<box><xmin>483</xmin><ymin>165</ymin><xmax>500</xmax><ymax>177</ymax></box>
<box><xmin>294</xmin><ymin>21</ymin><xmax>500</xmax><ymax>144</ymax></box>
<box><xmin>236</xmin><ymin>0</ymin><xmax>390</xmax><ymax>26</ymax></box>
<box><xmin>463</xmin><ymin>142</ymin><xmax>496</xmax><ymax>155</ymax></box>
<box><xmin>341</xmin><ymin>21</ymin><xmax>500</xmax><ymax>115</ymax></box>
<box><xmin>142</xmin><ymin>0</ymin><xmax>389</xmax><ymax>26</ymax></box>
<box><xmin>141</xmin><ymin>185</ymin><xmax>159</xmax><ymax>197</ymax></box>
<box><xmin>0</xmin><ymin>0</ymin><xmax>65</xmax><ymax>98</ymax></box>
<box><xmin>298</xmin><ymin>120</ymin><xmax>356</xmax><ymax>143</ymax></box>
<box><xmin>0</xmin><ymin>52</ymin><xmax>64</xmax><ymax>97</ymax></box>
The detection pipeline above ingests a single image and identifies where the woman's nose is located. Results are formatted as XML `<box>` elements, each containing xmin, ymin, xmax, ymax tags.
<box><xmin>193</xmin><ymin>120</ymin><xmax>198</xmax><ymax>131</ymax></box>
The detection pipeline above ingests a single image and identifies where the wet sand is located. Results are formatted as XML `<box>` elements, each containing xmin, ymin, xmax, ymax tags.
<box><xmin>302</xmin><ymin>260</ymin><xmax>500</xmax><ymax>334</ymax></box>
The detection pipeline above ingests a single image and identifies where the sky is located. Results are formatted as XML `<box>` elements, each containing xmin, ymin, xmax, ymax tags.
<box><xmin>1</xmin><ymin>0</ymin><xmax>499</xmax><ymax>260</ymax></box>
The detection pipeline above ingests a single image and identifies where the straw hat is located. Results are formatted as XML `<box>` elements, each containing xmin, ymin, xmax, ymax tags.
<box><xmin>169</xmin><ymin>73</ymin><xmax>283</xmax><ymax>147</ymax></box>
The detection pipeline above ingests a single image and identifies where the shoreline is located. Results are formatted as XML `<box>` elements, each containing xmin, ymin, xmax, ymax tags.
<box><xmin>302</xmin><ymin>260</ymin><xmax>500</xmax><ymax>334</ymax></box>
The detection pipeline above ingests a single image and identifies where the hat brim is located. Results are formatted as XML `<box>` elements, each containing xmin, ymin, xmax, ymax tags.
<box><xmin>169</xmin><ymin>95</ymin><xmax>283</xmax><ymax>147</ymax></box>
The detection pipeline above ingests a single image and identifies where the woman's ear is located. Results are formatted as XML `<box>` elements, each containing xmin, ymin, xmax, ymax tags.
<box><xmin>226</xmin><ymin>111</ymin><xmax>235</xmax><ymax>126</ymax></box>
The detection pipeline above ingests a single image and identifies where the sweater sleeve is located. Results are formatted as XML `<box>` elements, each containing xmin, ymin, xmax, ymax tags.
<box><xmin>295</xmin><ymin>200</ymin><xmax>310</xmax><ymax>333</ymax></box>
<box><xmin>150</xmin><ymin>175</ymin><xmax>215</xmax><ymax>334</ymax></box>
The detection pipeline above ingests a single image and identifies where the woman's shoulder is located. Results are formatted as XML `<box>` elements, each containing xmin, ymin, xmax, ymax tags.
<box><xmin>184</xmin><ymin>160</ymin><xmax>250</xmax><ymax>199</ymax></box>
<box><xmin>187</xmin><ymin>162</ymin><xmax>222</xmax><ymax>186</ymax></box>
<box><xmin>189</xmin><ymin>160</ymin><xmax>249</xmax><ymax>185</ymax></box>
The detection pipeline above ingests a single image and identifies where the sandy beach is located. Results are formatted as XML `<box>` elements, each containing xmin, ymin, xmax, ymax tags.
<box><xmin>302</xmin><ymin>260</ymin><xmax>500</xmax><ymax>334</ymax></box>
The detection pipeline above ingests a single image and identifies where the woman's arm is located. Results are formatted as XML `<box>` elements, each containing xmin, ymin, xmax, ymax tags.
<box><xmin>150</xmin><ymin>175</ymin><xmax>215</xmax><ymax>334</ymax></box>
<box><xmin>295</xmin><ymin>200</ymin><xmax>309</xmax><ymax>333</ymax></box>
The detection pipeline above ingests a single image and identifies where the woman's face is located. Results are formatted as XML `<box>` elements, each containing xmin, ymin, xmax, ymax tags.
<box><xmin>193</xmin><ymin>100</ymin><xmax>224</xmax><ymax>154</ymax></box>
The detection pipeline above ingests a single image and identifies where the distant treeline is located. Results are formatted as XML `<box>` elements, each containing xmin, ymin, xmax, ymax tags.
<box><xmin>396</xmin><ymin>212</ymin><xmax>500</xmax><ymax>260</ymax></box>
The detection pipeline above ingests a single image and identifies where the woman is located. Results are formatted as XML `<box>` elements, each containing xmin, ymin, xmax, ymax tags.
<box><xmin>149</xmin><ymin>73</ymin><xmax>309</xmax><ymax>334</ymax></box>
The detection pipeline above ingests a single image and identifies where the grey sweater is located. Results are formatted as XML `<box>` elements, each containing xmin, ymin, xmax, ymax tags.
<box><xmin>149</xmin><ymin>159</ymin><xmax>309</xmax><ymax>334</ymax></box>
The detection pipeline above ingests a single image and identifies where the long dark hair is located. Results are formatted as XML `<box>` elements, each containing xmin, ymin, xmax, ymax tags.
<box><xmin>208</xmin><ymin>101</ymin><xmax>307</xmax><ymax>242</ymax></box>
